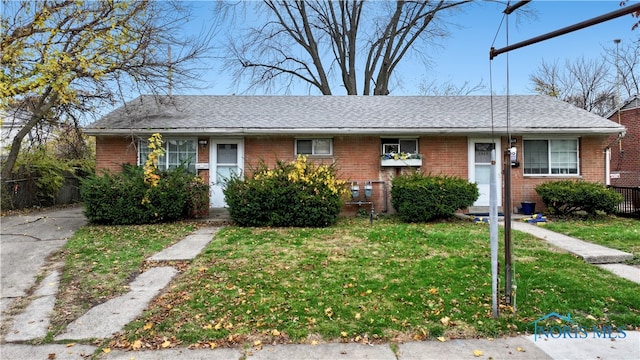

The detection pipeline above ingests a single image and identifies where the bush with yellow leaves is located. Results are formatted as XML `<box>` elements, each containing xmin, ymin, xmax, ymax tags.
<box><xmin>224</xmin><ymin>155</ymin><xmax>348</xmax><ymax>227</ymax></box>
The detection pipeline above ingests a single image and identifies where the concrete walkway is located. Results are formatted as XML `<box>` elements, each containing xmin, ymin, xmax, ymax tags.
<box><xmin>54</xmin><ymin>227</ymin><xmax>220</xmax><ymax>341</ymax></box>
<box><xmin>510</xmin><ymin>221</ymin><xmax>639</xmax><ymax>284</ymax></box>
<box><xmin>510</xmin><ymin>221</ymin><xmax>634</xmax><ymax>264</ymax></box>
<box><xmin>2</xmin><ymin>208</ymin><xmax>639</xmax><ymax>360</ymax></box>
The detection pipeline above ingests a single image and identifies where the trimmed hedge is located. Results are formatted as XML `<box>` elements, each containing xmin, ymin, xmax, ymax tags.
<box><xmin>391</xmin><ymin>172</ymin><xmax>479</xmax><ymax>222</ymax></box>
<box><xmin>224</xmin><ymin>156</ymin><xmax>348</xmax><ymax>227</ymax></box>
<box><xmin>81</xmin><ymin>164</ymin><xmax>197</xmax><ymax>225</ymax></box>
<box><xmin>535</xmin><ymin>180</ymin><xmax>623</xmax><ymax>216</ymax></box>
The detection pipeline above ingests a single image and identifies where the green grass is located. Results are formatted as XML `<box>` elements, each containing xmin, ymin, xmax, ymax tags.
<box><xmin>50</xmin><ymin>222</ymin><xmax>196</xmax><ymax>336</ymax></box>
<box><xmin>542</xmin><ymin>217</ymin><xmax>640</xmax><ymax>264</ymax></box>
<box><xmin>107</xmin><ymin>217</ymin><xmax>639</xmax><ymax>349</ymax></box>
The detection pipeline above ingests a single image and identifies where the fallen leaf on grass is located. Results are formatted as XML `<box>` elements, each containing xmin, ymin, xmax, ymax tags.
<box><xmin>143</xmin><ymin>322</ymin><xmax>153</xmax><ymax>330</ymax></box>
<box><xmin>272</xmin><ymin>329</ymin><xmax>281</xmax><ymax>336</ymax></box>
<box><xmin>131</xmin><ymin>340</ymin><xmax>142</xmax><ymax>350</ymax></box>
<box><xmin>161</xmin><ymin>340</ymin><xmax>171</xmax><ymax>348</ymax></box>
<box><xmin>440</xmin><ymin>316</ymin><xmax>450</xmax><ymax>326</ymax></box>
<box><xmin>102</xmin><ymin>348</ymin><xmax>111</xmax><ymax>354</ymax></box>
<box><xmin>437</xmin><ymin>336</ymin><xmax>446</xmax><ymax>342</ymax></box>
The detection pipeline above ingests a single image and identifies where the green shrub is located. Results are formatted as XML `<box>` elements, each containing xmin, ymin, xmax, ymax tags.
<box><xmin>535</xmin><ymin>180</ymin><xmax>622</xmax><ymax>216</ymax></box>
<box><xmin>12</xmin><ymin>146</ymin><xmax>73</xmax><ymax>206</ymax></box>
<box><xmin>80</xmin><ymin>164</ymin><xmax>198</xmax><ymax>225</ymax></box>
<box><xmin>391</xmin><ymin>172</ymin><xmax>479</xmax><ymax>223</ymax></box>
<box><xmin>224</xmin><ymin>156</ymin><xmax>348</xmax><ymax>227</ymax></box>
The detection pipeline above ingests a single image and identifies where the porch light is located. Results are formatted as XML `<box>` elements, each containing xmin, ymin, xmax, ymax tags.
<box><xmin>198</xmin><ymin>139</ymin><xmax>208</xmax><ymax>148</ymax></box>
<box><xmin>364</xmin><ymin>181</ymin><xmax>373</xmax><ymax>198</ymax></box>
<box><xmin>350</xmin><ymin>182</ymin><xmax>360</xmax><ymax>199</ymax></box>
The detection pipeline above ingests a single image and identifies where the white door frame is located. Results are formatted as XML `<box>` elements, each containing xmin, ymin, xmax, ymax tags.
<box><xmin>209</xmin><ymin>138</ymin><xmax>244</xmax><ymax>208</ymax></box>
<box><xmin>468</xmin><ymin>138</ymin><xmax>502</xmax><ymax>207</ymax></box>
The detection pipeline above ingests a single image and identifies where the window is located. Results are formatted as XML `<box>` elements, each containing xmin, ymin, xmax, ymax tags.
<box><xmin>139</xmin><ymin>138</ymin><xmax>197</xmax><ymax>173</ymax></box>
<box><xmin>295</xmin><ymin>139</ymin><xmax>332</xmax><ymax>156</ymax></box>
<box><xmin>523</xmin><ymin>139</ymin><xmax>578</xmax><ymax>175</ymax></box>
<box><xmin>381</xmin><ymin>138</ymin><xmax>418</xmax><ymax>154</ymax></box>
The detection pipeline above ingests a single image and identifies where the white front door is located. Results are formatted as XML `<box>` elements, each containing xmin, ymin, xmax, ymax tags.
<box><xmin>468</xmin><ymin>138</ymin><xmax>502</xmax><ymax>207</ymax></box>
<box><xmin>210</xmin><ymin>138</ymin><xmax>244</xmax><ymax>208</ymax></box>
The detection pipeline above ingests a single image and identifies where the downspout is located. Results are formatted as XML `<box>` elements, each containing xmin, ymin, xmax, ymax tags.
<box><xmin>605</xmin><ymin>148</ymin><xmax>611</xmax><ymax>186</ymax></box>
<box><xmin>604</xmin><ymin>131</ymin><xmax>626</xmax><ymax>185</ymax></box>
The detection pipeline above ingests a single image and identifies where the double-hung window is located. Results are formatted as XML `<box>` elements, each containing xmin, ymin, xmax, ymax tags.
<box><xmin>139</xmin><ymin>138</ymin><xmax>197</xmax><ymax>173</ymax></box>
<box><xmin>295</xmin><ymin>139</ymin><xmax>333</xmax><ymax>156</ymax></box>
<box><xmin>523</xmin><ymin>139</ymin><xmax>579</xmax><ymax>175</ymax></box>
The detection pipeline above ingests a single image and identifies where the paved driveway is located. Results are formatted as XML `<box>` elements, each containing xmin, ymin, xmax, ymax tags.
<box><xmin>0</xmin><ymin>206</ymin><xmax>87</xmax><ymax>313</ymax></box>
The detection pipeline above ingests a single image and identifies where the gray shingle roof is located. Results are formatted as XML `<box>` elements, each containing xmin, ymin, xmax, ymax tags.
<box><xmin>85</xmin><ymin>95</ymin><xmax>625</xmax><ymax>136</ymax></box>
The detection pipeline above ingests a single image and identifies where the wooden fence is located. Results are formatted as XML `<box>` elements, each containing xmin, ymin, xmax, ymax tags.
<box><xmin>1</xmin><ymin>175</ymin><xmax>81</xmax><ymax>210</ymax></box>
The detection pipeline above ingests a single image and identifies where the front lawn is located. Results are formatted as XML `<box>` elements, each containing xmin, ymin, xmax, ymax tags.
<box><xmin>50</xmin><ymin>222</ymin><xmax>196</xmax><ymax>338</ymax></box>
<box><xmin>542</xmin><ymin>217</ymin><xmax>640</xmax><ymax>264</ymax></box>
<box><xmin>105</xmin><ymin>217</ymin><xmax>639</xmax><ymax>349</ymax></box>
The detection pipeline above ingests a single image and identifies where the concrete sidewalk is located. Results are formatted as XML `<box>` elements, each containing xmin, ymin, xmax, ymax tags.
<box><xmin>2</xmin><ymin>331</ymin><xmax>639</xmax><ymax>359</ymax></box>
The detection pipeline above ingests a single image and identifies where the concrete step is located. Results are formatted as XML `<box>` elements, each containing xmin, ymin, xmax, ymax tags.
<box><xmin>467</xmin><ymin>206</ymin><xmax>504</xmax><ymax>215</ymax></box>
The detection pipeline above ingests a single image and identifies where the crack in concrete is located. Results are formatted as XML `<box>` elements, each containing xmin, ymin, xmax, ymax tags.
<box><xmin>0</xmin><ymin>233</ymin><xmax>43</xmax><ymax>241</ymax></box>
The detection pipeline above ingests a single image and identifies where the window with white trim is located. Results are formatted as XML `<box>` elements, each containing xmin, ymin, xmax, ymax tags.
<box><xmin>523</xmin><ymin>139</ymin><xmax>579</xmax><ymax>175</ymax></box>
<box><xmin>139</xmin><ymin>138</ymin><xmax>197</xmax><ymax>173</ymax></box>
<box><xmin>295</xmin><ymin>139</ymin><xmax>333</xmax><ymax>156</ymax></box>
<box><xmin>381</xmin><ymin>138</ymin><xmax>418</xmax><ymax>154</ymax></box>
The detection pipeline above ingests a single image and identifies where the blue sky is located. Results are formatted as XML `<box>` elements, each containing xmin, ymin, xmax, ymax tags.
<box><xmin>184</xmin><ymin>0</ymin><xmax>639</xmax><ymax>96</ymax></box>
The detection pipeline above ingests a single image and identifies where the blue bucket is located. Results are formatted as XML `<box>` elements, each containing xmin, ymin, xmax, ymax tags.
<box><xmin>521</xmin><ymin>201</ymin><xmax>536</xmax><ymax>216</ymax></box>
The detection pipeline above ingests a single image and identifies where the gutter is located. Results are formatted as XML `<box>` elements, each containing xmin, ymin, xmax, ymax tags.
<box><xmin>83</xmin><ymin>127</ymin><xmax>626</xmax><ymax>137</ymax></box>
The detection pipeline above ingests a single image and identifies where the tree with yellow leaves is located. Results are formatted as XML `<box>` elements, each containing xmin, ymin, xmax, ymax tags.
<box><xmin>1</xmin><ymin>0</ymin><xmax>215</xmax><ymax>179</ymax></box>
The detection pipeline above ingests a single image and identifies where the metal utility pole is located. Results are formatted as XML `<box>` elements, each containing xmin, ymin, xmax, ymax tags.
<box><xmin>614</xmin><ymin>39</ymin><xmax>622</xmax><ymax>153</ymax></box>
<box><xmin>489</xmin><ymin>0</ymin><xmax>640</xmax><ymax>308</ymax></box>
<box><xmin>490</xmin><ymin>148</ymin><xmax>499</xmax><ymax>317</ymax></box>
<box><xmin>490</xmin><ymin>3</ymin><xmax>640</xmax><ymax>60</ymax></box>
<box><xmin>503</xmin><ymin>143</ymin><xmax>513</xmax><ymax>306</ymax></box>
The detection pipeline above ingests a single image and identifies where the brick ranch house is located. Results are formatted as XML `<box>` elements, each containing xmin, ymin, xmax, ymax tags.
<box><xmin>84</xmin><ymin>95</ymin><xmax>626</xmax><ymax>214</ymax></box>
<box><xmin>607</xmin><ymin>94</ymin><xmax>639</xmax><ymax>187</ymax></box>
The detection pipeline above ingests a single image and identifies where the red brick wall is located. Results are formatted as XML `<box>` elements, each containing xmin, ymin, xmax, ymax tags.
<box><xmin>95</xmin><ymin>136</ymin><xmax>138</xmax><ymax>173</ymax></box>
<box><xmin>422</xmin><ymin>136</ymin><xmax>468</xmax><ymax>177</ymax></box>
<box><xmin>95</xmin><ymin>134</ymin><xmax>612</xmax><ymax>214</ymax></box>
<box><xmin>95</xmin><ymin>135</ymin><xmax>212</xmax><ymax>182</ymax></box>
<box><xmin>243</xmin><ymin>135</ymin><xmax>471</xmax><ymax>213</ymax></box>
<box><xmin>507</xmin><ymin>135</ymin><xmax>609</xmax><ymax>213</ymax></box>
<box><xmin>197</xmin><ymin>138</ymin><xmax>210</xmax><ymax>183</ymax></box>
<box><xmin>608</xmin><ymin>107</ymin><xmax>640</xmax><ymax>187</ymax></box>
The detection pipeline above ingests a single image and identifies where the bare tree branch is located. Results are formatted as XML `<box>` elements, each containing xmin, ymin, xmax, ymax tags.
<box><xmin>1</xmin><ymin>0</ymin><xmax>217</xmax><ymax>178</ymax></box>
<box><xmin>529</xmin><ymin>57</ymin><xmax>616</xmax><ymax>116</ymax></box>
<box><xmin>221</xmin><ymin>0</ymin><xmax>472</xmax><ymax>95</ymax></box>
